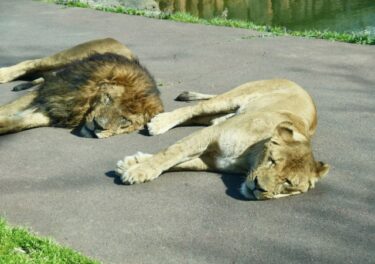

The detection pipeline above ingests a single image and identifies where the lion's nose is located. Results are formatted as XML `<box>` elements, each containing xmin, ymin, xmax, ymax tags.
<box><xmin>93</xmin><ymin>117</ymin><xmax>108</xmax><ymax>129</ymax></box>
<box><xmin>77</xmin><ymin>124</ymin><xmax>97</xmax><ymax>138</ymax></box>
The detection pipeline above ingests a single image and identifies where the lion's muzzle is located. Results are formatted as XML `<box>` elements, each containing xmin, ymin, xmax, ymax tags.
<box><xmin>77</xmin><ymin>124</ymin><xmax>97</xmax><ymax>138</ymax></box>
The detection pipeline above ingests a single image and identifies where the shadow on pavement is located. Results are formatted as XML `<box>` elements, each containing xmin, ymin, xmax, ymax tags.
<box><xmin>105</xmin><ymin>170</ymin><xmax>124</xmax><ymax>185</ymax></box>
<box><xmin>220</xmin><ymin>173</ymin><xmax>255</xmax><ymax>201</ymax></box>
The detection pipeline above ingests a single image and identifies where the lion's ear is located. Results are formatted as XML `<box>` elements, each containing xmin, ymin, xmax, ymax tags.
<box><xmin>274</xmin><ymin>121</ymin><xmax>307</xmax><ymax>143</ymax></box>
<box><xmin>316</xmin><ymin>161</ymin><xmax>330</xmax><ymax>178</ymax></box>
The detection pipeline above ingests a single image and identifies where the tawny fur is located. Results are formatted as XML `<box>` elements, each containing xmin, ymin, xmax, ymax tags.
<box><xmin>117</xmin><ymin>79</ymin><xmax>329</xmax><ymax>200</ymax></box>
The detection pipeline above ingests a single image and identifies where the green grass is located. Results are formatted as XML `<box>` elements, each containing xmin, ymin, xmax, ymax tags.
<box><xmin>0</xmin><ymin>218</ymin><xmax>99</xmax><ymax>264</ymax></box>
<box><xmin>44</xmin><ymin>0</ymin><xmax>375</xmax><ymax>45</ymax></box>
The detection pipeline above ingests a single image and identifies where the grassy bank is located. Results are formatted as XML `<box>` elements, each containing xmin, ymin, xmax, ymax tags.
<box><xmin>0</xmin><ymin>219</ymin><xmax>99</xmax><ymax>264</ymax></box>
<box><xmin>47</xmin><ymin>0</ymin><xmax>374</xmax><ymax>45</ymax></box>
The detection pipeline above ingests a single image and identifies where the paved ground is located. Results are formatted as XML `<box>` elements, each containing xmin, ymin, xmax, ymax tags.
<box><xmin>0</xmin><ymin>1</ymin><xmax>374</xmax><ymax>263</ymax></box>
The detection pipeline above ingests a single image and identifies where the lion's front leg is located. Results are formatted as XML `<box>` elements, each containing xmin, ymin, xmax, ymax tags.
<box><xmin>117</xmin><ymin>155</ymin><xmax>212</xmax><ymax>184</ymax></box>
<box><xmin>116</xmin><ymin>127</ymin><xmax>216</xmax><ymax>184</ymax></box>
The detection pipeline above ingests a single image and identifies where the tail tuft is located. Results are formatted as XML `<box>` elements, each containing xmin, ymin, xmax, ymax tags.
<box><xmin>175</xmin><ymin>91</ymin><xmax>216</xmax><ymax>101</ymax></box>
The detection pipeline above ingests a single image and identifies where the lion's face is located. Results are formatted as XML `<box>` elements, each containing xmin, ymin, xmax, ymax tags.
<box><xmin>241</xmin><ymin>122</ymin><xmax>329</xmax><ymax>200</ymax></box>
<box><xmin>77</xmin><ymin>85</ymin><xmax>146</xmax><ymax>139</ymax></box>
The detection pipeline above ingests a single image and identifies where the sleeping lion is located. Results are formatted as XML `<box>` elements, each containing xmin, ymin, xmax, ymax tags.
<box><xmin>116</xmin><ymin>79</ymin><xmax>329</xmax><ymax>200</ymax></box>
<box><xmin>0</xmin><ymin>38</ymin><xmax>163</xmax><ymax>138</ymax></box>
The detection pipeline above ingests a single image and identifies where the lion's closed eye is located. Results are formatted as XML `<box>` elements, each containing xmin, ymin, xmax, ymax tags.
<box><xmin>266</xmin><ymin>156</ymin><xmax>276</xmax><ymax>168</ymax></box>
<box><xmin>120</xmin><ymin>117</ymin><xmax>131</xmax><ymax>127</ymax></box>
<box><xmin>268</xmin><ymin>157</ymin><xmax>276</xmax><ymax>165</ymax></box>
<box><xmin>284</xmin><ymin>179</ymin><xmax>293</xmax><ymax>186</ymax></box>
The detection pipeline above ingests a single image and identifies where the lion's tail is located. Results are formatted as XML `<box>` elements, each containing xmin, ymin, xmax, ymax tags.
<box><xmin>175</xmin><ymin>91</ymin><xmax>216</xmax><ymax>101</ymax></box>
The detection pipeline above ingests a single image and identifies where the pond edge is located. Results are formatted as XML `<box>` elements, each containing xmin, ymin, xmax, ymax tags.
<box><xmin>42</xmin><ymin>0</ymin><xmax>374</xmax><ymax>45</ymax></box>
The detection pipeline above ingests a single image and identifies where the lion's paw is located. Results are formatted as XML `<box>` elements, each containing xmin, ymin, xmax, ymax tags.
<box><xmin>116</xmin><ymin>152</ymin><xmax>152</xmax><ymax>174</ymax></box>
<box><xmin>116</xmin><ymin>152</ymin><xmax>159</xmax><ymax>184</ymax></box>
<box><xmin>147</xmin><ymin>112</ymin><xmax>179</xmax><ymax>135</ymax></box>
<box><xmin>118</xmin><ymin>164</ymin><xmax>161</xmax><ymax>185</ymax></box>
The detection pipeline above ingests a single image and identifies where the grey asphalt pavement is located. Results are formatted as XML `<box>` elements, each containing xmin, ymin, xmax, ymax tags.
<box><xmin>0</xmin><ymin>1</ymin><xmax>374</xmax><ymax>263</ymax></box>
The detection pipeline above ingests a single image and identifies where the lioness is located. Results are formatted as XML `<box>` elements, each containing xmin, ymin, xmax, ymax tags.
<box><xmin>116</xmin><ymin>79</ymin><xmax>329</xmax><ymax>199</ymax></box>
<box><xmin>0</xmin><ymin>38</ymin><xmax>163</xmax><ymax>138</ymax></box>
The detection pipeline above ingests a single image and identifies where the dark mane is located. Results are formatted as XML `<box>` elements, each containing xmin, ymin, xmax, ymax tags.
<box><xmin>34</xmin><ymin>53</ymin><xmax>161</xmax><ymax>127</ymax></box>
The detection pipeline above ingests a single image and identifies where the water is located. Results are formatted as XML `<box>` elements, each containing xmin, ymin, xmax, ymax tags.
<box><xmin>157</xmin><ymin>0</ymin><xmax>375</xmax><ymax>35</ymax></box>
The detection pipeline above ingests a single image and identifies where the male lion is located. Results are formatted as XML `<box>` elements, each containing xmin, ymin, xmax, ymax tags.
<box><xmin>0</xmin><ymin>38</ymin><xmax>163</xmax><ymax>138</ymax></box>
<box><xmin>116</xmin><ymin>79</ymin><xmax>329</xmax><ymax>200</ymax></box>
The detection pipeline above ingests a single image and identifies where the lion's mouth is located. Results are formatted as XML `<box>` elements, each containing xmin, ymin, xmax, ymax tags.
<box><xmin>241</xmin><ymin>180</ymin><xmax>303</xmax><ymax>200</ymax></box>
<box><xmin>240</xmin><ymin>181</ymin><xmax>264</xmax><ymax>200</ymax></box>
<box><xmin>240</xmin><ymin>177</ymin><xmax>270</xmax><ymax>200</ymax></box>
<box><xmin>240</xmin><ymin>142</ymin><xmax>274</xmax><ymax>200</ymax></box>
<box><xmin>77</xmin><ymin>119</ymin><xmax>108</xmax><ymax>138</ymax></box>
